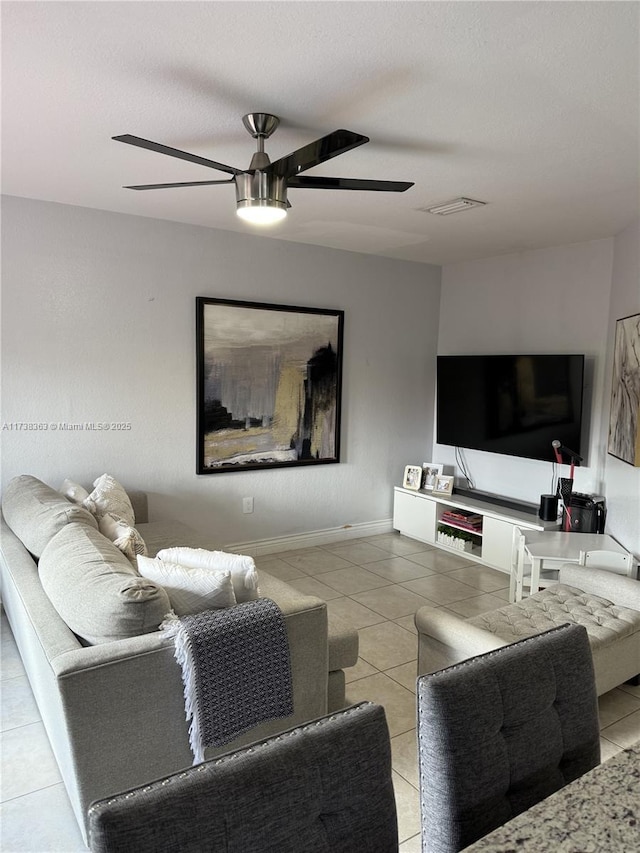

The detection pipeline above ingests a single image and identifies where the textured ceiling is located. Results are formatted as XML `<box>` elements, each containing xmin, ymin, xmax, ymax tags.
<box><xmin>2</xmin><ymin>1</ymin><xmax>638</xmax><ymax>264</ymax></box>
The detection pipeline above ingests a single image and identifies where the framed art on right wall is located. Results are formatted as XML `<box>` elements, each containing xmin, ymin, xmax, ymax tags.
<box><xmin>608</xmin><ymin>312</ymin><xmax>640</xmax><ymax>466</ymax></box>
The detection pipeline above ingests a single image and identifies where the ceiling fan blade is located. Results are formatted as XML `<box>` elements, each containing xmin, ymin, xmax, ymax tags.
<box><xmin>287</xmin><ymin>176</ymin><xmax>414</xmax><ymax>192</ymax></box>
<box><xmin>113</xmin><ymin>134</ymin><xmax>241</xmax><ymax>176</ymax></box>
<box><xmin>124</xmin><ymin>179</ymin><xmax>235</xmax><ymax>191</ymax></box>
<box><xmin>266</xmin><ymin>129</ymin><xmax>368</xmax><ymax>179</ymax></box>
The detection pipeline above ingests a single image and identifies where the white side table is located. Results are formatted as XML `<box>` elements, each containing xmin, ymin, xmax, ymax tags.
<box><xmin>520</xmin><ymin>532</ymin><xmax>629</xmax><ymax>599</ymax></box>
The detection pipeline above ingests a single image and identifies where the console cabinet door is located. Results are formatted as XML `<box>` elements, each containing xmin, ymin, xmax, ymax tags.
<box><xmin>393</xmin><ymin>490</ymin><xmax>436</xmax><ymax>543</ymax></box>
<box><xmin>481</xmin><ymin>516</ymin><xmax>516</xmax><ymax>571</ymax></box>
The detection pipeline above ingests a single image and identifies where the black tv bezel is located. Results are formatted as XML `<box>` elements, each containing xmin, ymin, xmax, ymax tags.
<box><xmin>435</xmin><ymin>353</ymin><xmax>585</xmax><ymax>464</ymax></box>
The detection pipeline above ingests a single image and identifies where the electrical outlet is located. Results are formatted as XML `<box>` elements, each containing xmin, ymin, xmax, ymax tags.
<box><xmin>242</xmin><ymin>497</ymin><xmax>254</xmax><ymax>514</ymax></box>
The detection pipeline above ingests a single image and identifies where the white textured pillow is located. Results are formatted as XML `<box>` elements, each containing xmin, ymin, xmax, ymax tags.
<box><xmin>155</xmin><ymin>547</ymin><xmax>259</xmax><ymax>603</ymax></box>
<box><xmin>84</xmin><ymin>474</ymin><xmax>135</xmax><ymax>526</ymax></box>
<box><xmin>98</xmin><ymin>512</ymin><xmax>148</xmax><ymax>566</ymax></box>
<box><xmin>59</xmin><ymin>478</ymin><xmax>90</xmax><ymax>504</ymax></box>
<box><xmin>137</xmin><ymin>555</ymin><xmax>236</xmax><ymax>616</ymax></box>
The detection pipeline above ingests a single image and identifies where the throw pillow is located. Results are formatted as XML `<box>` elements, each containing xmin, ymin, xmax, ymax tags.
<box><xmin>2</xmin><ymin>475</ymin><xmax>98</xmax><ymax>558</ymax></box>
<box><xmin>155</xmin><ymin>547</ymin><xmax>259</xmax><ymax>603</ymax></box>
<box><xmin>98</xmin><ymin>512</ymin><xmax>148</xmax><ymax>566</ymax></box>
<box><xmin>137</xmin><ymin>555</ymin><xmax>237</xmax><ymax>616</ymax></box>
<box><xmin>59</xmin><ymin>478</ymin><xmax>91</xmax><ymax>504</ymax></box>
<box><xmin>39</xmin><ymin>523</ymin><xmax>170</xmax><ymax>644</ymax></box>
<box><xmin>84</xmin><ymin>474</ymin><xmax>136</xmax><ymax>526</ymax></box>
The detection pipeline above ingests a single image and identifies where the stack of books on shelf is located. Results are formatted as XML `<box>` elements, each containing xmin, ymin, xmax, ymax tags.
<box><xmin>439</xmin><ymin>509</ymin><xmax>483</xmax><ymax>534</ymax></box>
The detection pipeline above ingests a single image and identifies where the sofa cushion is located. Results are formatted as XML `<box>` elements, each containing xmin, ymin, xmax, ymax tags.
<box><xmin>39</xmin><ymin>523</ymin><xmax>171</xmax><ymax>644</ymax></box>
<box><xmin>2</xmin><ymin>475</ymin><xmax>98</xmax><ymax>558</ymax></box>
<box><xmin>137</xmin><ymin>555</ymin><xmax>236</xmax><ymax>616</ymax></box>
<box><xmin>156</xmin><ymin>547</ymin><xmax>259</xmax><ymax>603</ymax></box>
<box><xmin>59</xmin><ymin>478</ymin><xmax>91</xmax><ymax>504</ymax></box>
<box><xmin>98</xmin><ymin>512</ymin><xmax>148</xmax><ymax>566</ymax></box>
<box><xmin>469</xmin><ymin>583</ymin><xmax>640</xmax><ymax>652</ymax></box>
<box><xmin>84</xmin><ymin>474</ymin><xmax>136</xmax><ymax>526</ymax></box>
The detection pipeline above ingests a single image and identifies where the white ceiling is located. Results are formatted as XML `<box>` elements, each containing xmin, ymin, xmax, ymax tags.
<box><xmin>2</xmin><ymin>1</ymin><xmax>639</xmax><ymax>265</ymax></box>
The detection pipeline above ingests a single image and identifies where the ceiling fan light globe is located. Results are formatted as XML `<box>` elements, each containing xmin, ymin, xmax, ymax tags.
<box><xmin>236</xmin><ymin>203</ymin><xmax>287</xmax><ymax>225</ymax></box>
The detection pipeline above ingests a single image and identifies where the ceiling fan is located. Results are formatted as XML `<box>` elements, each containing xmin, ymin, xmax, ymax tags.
<box><xmin>113</xmin><ymin>113</ymin><xmax>414</xmax><ymax>225</ymax></box>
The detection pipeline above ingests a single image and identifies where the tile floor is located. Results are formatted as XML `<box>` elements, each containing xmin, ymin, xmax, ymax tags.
<box><xmin>2</xmin><ymin>532</ymin><xmax>640</xmax><ymax>851</ymax></box>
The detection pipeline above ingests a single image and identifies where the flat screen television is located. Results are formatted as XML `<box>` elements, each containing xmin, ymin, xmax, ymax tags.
<box><xmin>436</xmin><ymin>354</ymin><xmax>585</xmax><ymax>463</ymax></box>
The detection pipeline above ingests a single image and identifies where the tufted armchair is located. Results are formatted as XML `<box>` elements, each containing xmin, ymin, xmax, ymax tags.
<box><xmin>416</xmin><ymin>564</ymin><xmax>640</xmax><ymax>695</ymax></box>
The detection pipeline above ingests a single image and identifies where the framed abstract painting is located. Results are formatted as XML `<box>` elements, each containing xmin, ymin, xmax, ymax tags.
<box><xmin>196</xmin><ymin>297</ymin><xmax>344</xmax><ymax>474</ymax></box>
<box><xmin>608</xmin><ymin>312</ymin><xmax>640</xmax><ymax>466</ymax></box>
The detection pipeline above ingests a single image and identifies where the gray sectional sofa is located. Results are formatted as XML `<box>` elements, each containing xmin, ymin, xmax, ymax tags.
<box><xmin>0</xmin><ymin>475</ymin><xmax>358</xmax><ymax>842</ymax></box>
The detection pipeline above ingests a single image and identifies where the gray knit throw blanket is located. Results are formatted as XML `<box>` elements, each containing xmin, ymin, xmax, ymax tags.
<box><xmin>161</xmin><ymin>598</ymin><xmax>294</xmax><ymax>763</ymax></box>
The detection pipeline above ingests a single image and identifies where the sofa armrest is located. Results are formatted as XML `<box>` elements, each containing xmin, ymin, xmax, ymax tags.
<box><xmin>415</xmin><ymin>606</ymin><xmax>507</xmax><ymax>676</ymax></box>
<box><xmin>559</xmin><ymin>565</ymin><xmax>640</xmax><ymax>610</ymax></box>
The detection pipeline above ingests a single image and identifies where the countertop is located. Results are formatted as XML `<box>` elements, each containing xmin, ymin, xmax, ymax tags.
<box><xmin>461</xmin><ymin>741</ymin><xmax>640</xmax><ymax>852</ymax></box>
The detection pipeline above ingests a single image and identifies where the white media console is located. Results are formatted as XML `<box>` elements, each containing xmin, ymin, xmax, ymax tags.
<box><xmin>393</xmin><ymin>486</ymin><xmax>559</xmax><ymax>573</ymax></box>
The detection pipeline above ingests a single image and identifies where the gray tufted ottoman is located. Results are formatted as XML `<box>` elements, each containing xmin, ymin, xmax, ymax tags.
<box><xmin>416</xmin><ymin>564</ymin><xmax>640</xmax><ymax>695</ymax></box>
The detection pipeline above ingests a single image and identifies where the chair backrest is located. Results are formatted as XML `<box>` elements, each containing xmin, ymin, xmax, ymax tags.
<box><xmin>509</xmin><ymin>525</ymin><xmax>526</xmax><ymax>602</ymax></box>
<box><xmin>579</xmin><ymin>549</ymin><xmax>634</xmax><ymax>576</ymax></box>
<box><xmin>417</xmin><ymin>623</ymin><xmax>600</xmax><ymax>853</ymax></box>
<box><xmin>88</xmin><ymin>702</ymin><xmax>398</xmax><ymax>853</ymax></box>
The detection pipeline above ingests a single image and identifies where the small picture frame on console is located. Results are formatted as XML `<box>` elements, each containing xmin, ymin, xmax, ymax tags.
<box><xmin>433</xmin><ymin>474</ymin><xmax>454</xmax><ymax>495</ymax></box>
<box><xmin>403</xmin><ymin>465</ymin><xmax>423</xmax><ymax>491</ymax></box>
<box><xmin>421</xmin><ymin>462</ymin><xmax>444</xmax><ymax>491</ymax></box>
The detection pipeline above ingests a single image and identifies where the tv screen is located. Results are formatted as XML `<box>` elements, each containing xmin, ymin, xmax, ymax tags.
<box><xmin>436</xmin><ymin>354</ymin><xmax>585</xmax><ymax>463</ymax></box>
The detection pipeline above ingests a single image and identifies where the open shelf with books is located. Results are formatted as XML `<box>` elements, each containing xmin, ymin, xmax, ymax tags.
<box><xmin>392</xmin><ymin>486</ymin><xmax>556</xmax><ymax>572</ymax></box>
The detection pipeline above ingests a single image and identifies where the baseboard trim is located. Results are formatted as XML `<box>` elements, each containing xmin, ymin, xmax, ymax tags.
<box><xmin>227</xmin><ymin>518</ymin><xmax>394</xmax><ymax>557</ymax></box>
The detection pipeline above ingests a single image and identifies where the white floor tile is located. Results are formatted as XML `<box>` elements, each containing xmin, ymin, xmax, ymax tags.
<box><xmin>351</xmin><ymin>585</ymin><xmax>435</xmax><ymax>620</ymax></box>
<box><xmin>618</xmin><ymin>680</ymin><xmax>640</xmax><ymax>699</ymax></box>
<box><xmin>404</xmin><ymin>549</ymin><xmax>475</xmax><ymax>573</ymax></box>
<box><xmin>385</xmin><ymin>661</ymin><xmax>418</xmax><ymax>694</ymax></box>
<box><xmin>1</xmin><ymin>722</ymin><xmax>62</xmax><ymax>801</ymax></box>
<box><xmin>362</xmin><ymin>556</ymin><xmax>439</xmax><ymax>583</ymax></box>
<box><xmin>599</xmin><ymin>708</ymin><xmax>640</xmax><ymax>748</ymax></box>
<box><xmin>392</xmin><ymin>771</ymin><xmax>422</xmax><ymax>844</ymax></box>
<box><xmin>446</xmin><ymin>592</ymin><xmax>510</xmax><ymax>618</ymax></box>
<box><xmin>598</xmin><ymin>687</ymin><xmax>640</xmax><ymax>728</ymax></box>
<box><xmin>363</xmin><ymin>533</ymin><xmax>434</xmax><ymax>557</ymax></box>
<box><xmin>326</xmin><ymin>597</ymin><xmax>386</xmax><ymax>630</ymax></box>
<box><xmin>0</xmin><ymin>783</ymin><xmax>88</xmax><ymax>852</ymax></box>
<box><xmin>599</xmin><ymin>736</ymin><xmax>624</xmax><ymax>762</ymax></box>
<box><xmin>314</xmin><ymin>565</ymin><xmax>391</xmax><ymax>595</ymax></box>
<box><xmin>1</xmin><ymin>613</ymin><xmax>26</xmax><ymax>681</ymax></box>
<box><xmin>322</xmin><ymin>541</ymin><xmax>391</xmax><ymax>564</ymax></box>
<box><xmin>1</xmin><ymin>675</ymin><xmax>41</xmax><ymax>732</ymax></box>
<box><xmin>399</xmin><ymin>833</ymin><xmax>422</xmax><ymax>852</ymax></box>
<box><xmin>287</xmin><ymin>575</ymin><xmax>344</xmax><ymax>600</ymax></box>
<box><xmin>391</xmin><ymin>727</ymin><xmax>419</xmax><ymax>788</ymax></box>
<box><xmin>344</xmin><ymin>657</ymin><xmax>379</xmax><ymax>683</ymax></box>
<box><xmin>345</xmin><ymin>672</ymin><xmax>417</xmax><ymax>737</ymax></box>
<box><xmin>357</xmin><ymin>621</ymin><xmax>419</xmax><ymax>670</ymax></box>
<box><xmin>280</xmin><ymin>549</ymin><xmax>355</xmax><ymax>575</ymax></box>
<box><xmin>254</xmin><ymin>557</ymin><xmax>307</xmax><ymax>581</ymax></box>
<box><xmin>446</xmin><ymin>564</ymin><xmax>509</xmax><ymax>593</ymax></box>
<box><xmin>401</xmin><ymin>574</ymin><xmax>480</xmax><ymax>605</ymax></box>
<box><xmin>394</xmin><ymin>614</ymin><xmax>419</xmax><ymax>635</ymax></box>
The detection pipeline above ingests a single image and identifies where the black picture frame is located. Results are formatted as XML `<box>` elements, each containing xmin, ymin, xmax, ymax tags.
<box><xmin>196</xmin><ymin>297</ymin><xmax>344</xmax><ymax>474</ymax></box>
<box><xmin>608</xmin><ymin>311</ymin><xmax>640</xmax><ymax>467</ymax></box>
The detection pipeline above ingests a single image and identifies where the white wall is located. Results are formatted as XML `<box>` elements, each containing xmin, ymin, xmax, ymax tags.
<box><xmin>1</xmin><ymin>196</ymin><xmax>441</xmax><ymax>546</ymax></box>
<box><xmin>435</xmin><ymin>238</ymin><xmax>614</xmax><ymax>504</ymax></box>
<box><xmin>436</xmin><ymin>233</ymin><xmax>640</xmax><ymax>558</ymax></box>
<box><xmin>602</xmin><ymin>220</ymin><xmax>640</xmax><ymax>556</ymax></box>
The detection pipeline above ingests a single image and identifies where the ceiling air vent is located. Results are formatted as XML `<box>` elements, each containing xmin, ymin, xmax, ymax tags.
<box><xmin>420</xmin><ymin>197</ymin><xmax>487</xmax><ymax>216</ymax></box>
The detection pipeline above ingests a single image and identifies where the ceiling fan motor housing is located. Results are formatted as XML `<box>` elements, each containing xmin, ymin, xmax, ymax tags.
<box><xmin>235</xmin><ymin>171</ymin><xmax>288</xmax><ymax>214</ymax></box>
